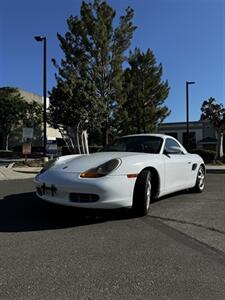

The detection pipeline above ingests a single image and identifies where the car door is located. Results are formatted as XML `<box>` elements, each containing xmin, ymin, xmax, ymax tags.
<box><xmin>163</xmin><ymin>138</ymin><xmax>190</xmax><ymax>194</ymax></box>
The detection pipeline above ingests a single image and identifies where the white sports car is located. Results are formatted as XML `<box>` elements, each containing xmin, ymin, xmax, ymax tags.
<box><xmin>35</xmin><ymin>134</ymin><xmax>205</xmax><ymax>216</ymax></box>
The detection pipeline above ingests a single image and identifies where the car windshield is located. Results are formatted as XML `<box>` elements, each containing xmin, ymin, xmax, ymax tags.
<box><xmin>101</xmin><ymin>136</ymin><xmax>163</xmax><ymax>154</ymax></box>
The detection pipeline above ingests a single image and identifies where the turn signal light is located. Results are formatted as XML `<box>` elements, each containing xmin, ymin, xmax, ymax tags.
<box><xmin>80</xmin><ymin>172</ymin><xmax>104</xmax><ymax>178</ymax></box>
<box><xmin>127</xmin><ymin>174</ymin><xmax>139</xmax><ymax>178</ymax></box>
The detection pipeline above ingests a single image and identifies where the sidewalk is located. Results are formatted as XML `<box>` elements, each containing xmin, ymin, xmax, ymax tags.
<box><xmin>0</xmin><ymin>164</ymin><xmax>224</xmax><ymax>181</ymax></box>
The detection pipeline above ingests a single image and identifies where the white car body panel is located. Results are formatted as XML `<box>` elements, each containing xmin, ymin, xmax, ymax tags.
<box><xmin>35</xmin><ymin>171</ymin><xmax>135</xmax><ymax>208</ymax></box>
<box><xmin>34</xmin><ymin>134</ymin><xmax>205</xmax><ymax>209</ymax></box>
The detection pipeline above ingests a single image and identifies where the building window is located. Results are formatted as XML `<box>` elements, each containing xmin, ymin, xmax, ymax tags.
<box><xmin>183</xmin><ymin>132</ymin><xmax>196</xmax><ymax>149</ymax></box>
<box><xmin>166</xmin><ymin>132</ymin><xmax>178</xmax><ymax>139</ymax></box>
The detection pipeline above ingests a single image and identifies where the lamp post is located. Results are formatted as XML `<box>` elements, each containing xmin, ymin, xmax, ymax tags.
<box><xmin>186</xmin><ymin>81</ymin><xmax>195</xmax><ymax>150</ymax></box>
<box><xmin>34</xmin><ymin>35</ymin><xmax>47</xmax><ymax>160</ymax></box>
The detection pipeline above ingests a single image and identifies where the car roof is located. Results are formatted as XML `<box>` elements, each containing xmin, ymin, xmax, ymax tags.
<box><xmin>122</xmin><ymin>133</ymin><xmax>170</xmax><ymax>139</ymax></box>
<box><xmin>121</xmin><ymin>133</ymin><xmax>187</xmax><ymax>153</ymax></box>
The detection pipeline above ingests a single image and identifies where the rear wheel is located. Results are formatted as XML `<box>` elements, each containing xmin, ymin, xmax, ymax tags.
<box><xmin>132</xmin><ymin>170</ymin><xmax>152</xmax><ymax>217</ymax></box>
<box><xmin>193</xmin><ymin>165</ymin><xmax>205</xmax><ymax>193</ymax></box>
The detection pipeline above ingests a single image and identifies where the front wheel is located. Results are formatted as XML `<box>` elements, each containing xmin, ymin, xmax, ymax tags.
<box><xmin>132</xmin><ymin>170</ymin><xmax>152</xmax><ymax>217</ymax></box>
<box><xmin>192</xmin><ymin>165</ymin><xmax>205</xmax><ymax>193</ymax></box>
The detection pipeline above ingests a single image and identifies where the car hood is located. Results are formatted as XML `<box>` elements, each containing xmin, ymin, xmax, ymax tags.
<box><xmin>52</xmin><ymin>152</ymin><xmax>144</xmax><ymax>173</ymax></box>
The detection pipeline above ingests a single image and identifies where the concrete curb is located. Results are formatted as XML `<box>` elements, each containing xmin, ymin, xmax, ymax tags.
<box><xmin>13</xmin><ymin>170</ymin><xmax>40</xmax><ymax>174</ymax></box>
<box><xmin>13</xmin><ymin>167</ymin><xmax>41</xmax><ymax>174</ymax></box>
<box><xmin>206</xmin><ymin>165</ymin><xmax>225</xmax><ymax>174</ymax></box>
<box><xmin>206</xmin><ymin>169</ymin><xmax>225</xmax><ymax>174</ymax></box>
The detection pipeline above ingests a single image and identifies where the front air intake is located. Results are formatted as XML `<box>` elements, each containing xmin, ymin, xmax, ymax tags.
<box><xmin>69</xmin><ymin>193</ymin><xmax>99</xmax><ymax>203</ymax></box>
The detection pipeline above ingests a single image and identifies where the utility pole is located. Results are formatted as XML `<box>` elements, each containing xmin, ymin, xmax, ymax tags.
<box><xmin>186</xmin><ymin>81</ymin><xmax>195</xmax><ymax>149</ymax></box>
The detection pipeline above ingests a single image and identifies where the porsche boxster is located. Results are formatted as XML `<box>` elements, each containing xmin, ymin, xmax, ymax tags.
<box><xmin>35</xmin><ymin>134</ymin><xmax>205</xmax><ymax>216</ymax></box>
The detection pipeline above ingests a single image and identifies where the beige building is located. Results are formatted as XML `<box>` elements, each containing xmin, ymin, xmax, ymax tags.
<box><xmin>158</xmin><ymin>120</ymin><xmax>221</xmax><ymax>151</ymax></box>
<box><xmin>19</xmin><ymin>89</ymin><xmax>62</xmax><ymax>140</ymax></box>
<box><xmin>5</xmin><ymin>88</ymin><xmax>62</xmax><ymax>149</ymax></box>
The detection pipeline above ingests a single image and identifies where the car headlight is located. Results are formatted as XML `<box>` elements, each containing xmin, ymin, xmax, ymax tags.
<box><xmin>40</xmin><ymin>158</ymin><xmax>58</xmax><ymax>174</ymax></box>
<box><xmin>80</xmin><ymin>159</ymin><xmax>121</xmax><ymax>178</ymax></box>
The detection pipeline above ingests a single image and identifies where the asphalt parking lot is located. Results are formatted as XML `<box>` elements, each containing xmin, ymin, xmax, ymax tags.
<box><xmin>0</xmin><ymin>174</ymin><xmax>225</xmax><ymax>299</ymax></box>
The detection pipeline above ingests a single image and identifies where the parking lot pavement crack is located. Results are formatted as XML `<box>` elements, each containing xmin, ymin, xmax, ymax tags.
<box><xmin>149</xmin><ymin>215</ymin><xmax>225</xmax><ymax>236</ymax></box>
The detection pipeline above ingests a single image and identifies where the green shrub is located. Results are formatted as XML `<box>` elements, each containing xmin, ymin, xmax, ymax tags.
<box><xmin>0</xmin><ymin>150</ymin><xmax>19</xmax><ymax>158</ymax></box>
<box><xmin>190</xmin><ymin>149</ymin><xmax>216</xmax><ymax>164</ymax></box>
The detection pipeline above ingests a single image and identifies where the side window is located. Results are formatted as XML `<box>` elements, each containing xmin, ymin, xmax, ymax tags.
<box><xmin>164</xmin><ymin>138</ymin><xmax>183</xmax><ymax>154</ymax></box>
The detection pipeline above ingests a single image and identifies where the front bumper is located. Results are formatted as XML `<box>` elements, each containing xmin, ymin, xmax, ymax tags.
<box><xmin>34</xmin><ymin>170</ymin><xmax>136</xmax><ymax>209</ymax></box>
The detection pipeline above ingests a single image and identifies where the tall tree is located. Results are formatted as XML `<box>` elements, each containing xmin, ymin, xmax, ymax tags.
<box><xmin>0</xmin><ymin>87</ymin><xmax>26</xmax><ymax>150</ymax></box>
<box><xmin>201</xmin><ymin>97</ymin><xmax>225</xmax><ymax>160</ymax></box>
<box><xmin>0</xmin><ymin>87</ymin><xmax>43</xmax><ymax>150</ymax></box>
<box><xmin>49</xmin><ymin>0</ymin><xmax>136</xmax><ymax>148</ymax></box>
<box><xmin>22</xmin><ymin>101</ymin><xmax>42</xmax><ymax>128</ymax></box>
<box><xmin>49</xmin><ymin>69</ymin><xmax>97</xmax><ymax>151</ymax></box>
<box><xmin>117</xmin><ymin>48</ymin><xmax>170</xmax><ymax>134</ymax></box>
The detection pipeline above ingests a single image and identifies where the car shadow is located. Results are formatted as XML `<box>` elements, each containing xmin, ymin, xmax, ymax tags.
<box><xmin>0</xmin><ymin>192</ymin><xmax>135</xmax><ymax>233</ymax></box>
<box><xmin>153</xmin><ymin>188</ymin><xmax>197</xmax><ymax>203</ymax></box>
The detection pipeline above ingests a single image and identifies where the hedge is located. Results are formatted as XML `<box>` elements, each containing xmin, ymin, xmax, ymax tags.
<box><xmin>190</xmin><ymin>149</ymin><xmax>216</xmax><ymax>164</ymax></box>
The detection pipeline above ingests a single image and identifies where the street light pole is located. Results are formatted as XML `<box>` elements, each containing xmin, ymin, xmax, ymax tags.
<box><xmin>34</xmin><ymin>35</ymin><xmax>47</xmax><ymax>160</ymax></box>
<box><xmin>43</xmin><ymin>37</ymin><xmax>47</xmax><ymax>159</ymax></box>
<box><xmin>186</xmin><ymin>81</ymin><xmax>195</xmax><ymax>150</ymax></box>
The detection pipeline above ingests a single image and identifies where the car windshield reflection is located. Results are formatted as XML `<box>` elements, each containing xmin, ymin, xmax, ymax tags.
<box><xmin>101</xmin><ymin>136</ymin><xmax>163</xmax><ymax>154</ymax></box>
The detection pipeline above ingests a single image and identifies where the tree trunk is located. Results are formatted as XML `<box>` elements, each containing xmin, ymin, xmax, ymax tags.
<box><xmin>58</xmin><ymin>126</ymin><xmax>76</xmax><ymax>153</ymax></box>
<box><xmin>69</xmin><ymin>128</ymin><xmax>77</xmax><ymax>153</ymax></box>
<box><xmin>5</xmin><ymin>134</ymin><xmax>9</xmax><ymax>151</ymax></box>
<box><xmin>1</xmin><ymin>132</ymin><xmax>8</xmax><ymax>151</ymax></box>
<box><xmin>216</xmin><ymin>130</ymin><xmax>224</xmax><ymax>160</ymax></box>
<box><xmin>102</xmin><ymin>126</ymin><xmax>109</xmax><ymax>146</ymax></box>
<box><xmin>0</xmin><ymin>132</ymin><xmax>3</xmax><ymax>149</ymax></box>
<box><xmin>76</xmin><ymin>129</ymin><xmax>81</xmax><ymax>154</ymax></box>
<box><xmin>219</xmin><ymin>132</ymin><xmax>224</xmax><ymax>159</ymax></box>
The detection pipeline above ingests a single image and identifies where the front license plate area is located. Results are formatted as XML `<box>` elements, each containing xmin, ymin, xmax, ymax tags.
<box><xmin>41</xmin><ymin>184</ymin><xmax>57</xmax><ymax>197</ymax></box>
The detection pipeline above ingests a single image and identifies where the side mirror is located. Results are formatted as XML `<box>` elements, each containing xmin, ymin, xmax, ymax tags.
<box><xmin>164</xmin><ymin>146</ymin><xmax>183</xmax><ymax>155</ymax></box>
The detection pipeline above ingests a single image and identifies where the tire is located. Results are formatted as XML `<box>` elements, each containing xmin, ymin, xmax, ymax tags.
<box><xmin>192</xmin><ymin>165</ymin><xmax>205</xmax><ymax>193</ymax></box>
<box><xmin>132</xmin><ymin>170</ymin><xmax>152</xmax><ymax>217</ymax></box>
